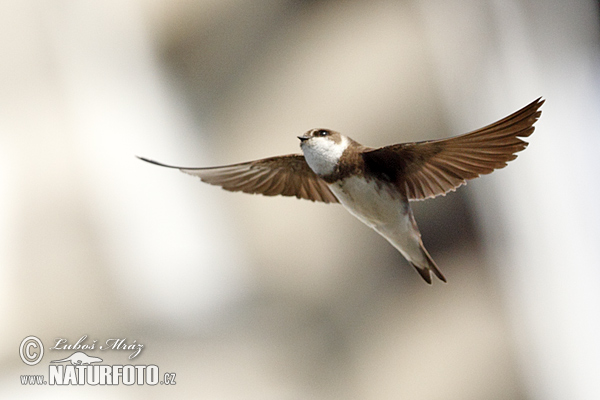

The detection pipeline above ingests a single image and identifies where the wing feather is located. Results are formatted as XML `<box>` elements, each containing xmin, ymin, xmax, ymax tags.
<box><xmin>362</xmin><ymin>97</ymin><xmax>544</xmax><ymax>200</ymax></box>
<box><xmin>138</xmin><ymin>154</ymin><xmax>339</xmax><ymax>203</ymax></box>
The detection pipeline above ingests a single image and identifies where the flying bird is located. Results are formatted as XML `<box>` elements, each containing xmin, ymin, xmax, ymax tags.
<box><xmin>139</xmin><ymin>98</ymin><xmax>544</xmax><ymax>283</ymax></box>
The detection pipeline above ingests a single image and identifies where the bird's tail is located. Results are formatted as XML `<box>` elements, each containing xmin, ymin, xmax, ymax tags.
<box><xmin>409</xmin><ymin>242</ymin><xmax>446</xmax><ymax>284</ymax></box>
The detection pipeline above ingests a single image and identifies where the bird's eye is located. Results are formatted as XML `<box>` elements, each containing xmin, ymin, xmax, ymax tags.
<box><xmin>317</xmin><ymin>129</ymin><xmax>329</xmax><ymax>137</ymax></box>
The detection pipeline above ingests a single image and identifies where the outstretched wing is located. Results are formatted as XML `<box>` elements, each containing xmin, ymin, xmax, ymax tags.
<box><xmin>362</xmin><ymin>97</ymin><xmax>544</xmax><ymax>200</ymax></box>
<box><xmin>138</xmin><ymin>154</ymin><xmax>339</xmax><ymax>203</ymax></box>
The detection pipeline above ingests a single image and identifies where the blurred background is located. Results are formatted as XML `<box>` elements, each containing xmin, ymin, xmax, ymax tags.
<box><xmin>1</xmin><ymin>0</ymin><xmax>599</xmax><ymax>398</ymax></box>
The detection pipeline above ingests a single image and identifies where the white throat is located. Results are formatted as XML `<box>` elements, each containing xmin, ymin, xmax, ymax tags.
<box><xmin>301</xmin><ymin>136</ymin><xmax>349</xmax><ymax>176</ymax></box>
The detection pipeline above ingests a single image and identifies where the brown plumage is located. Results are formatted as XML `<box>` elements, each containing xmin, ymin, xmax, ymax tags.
<box><xmin>362</xmin><ymin>97</ymin><xmax>543</xmax><ymax>200</ymax></box>
<box><xmin>139</xmin><ymin>97</ymin><xmax>544</xmax><ymax>283</ymax></box>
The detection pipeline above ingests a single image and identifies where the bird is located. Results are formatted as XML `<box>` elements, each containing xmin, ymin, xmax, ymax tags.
<box><xmin>139</xmin><ymin>97</ymin><xmax>544</xmax><ymax>284</ymax></box>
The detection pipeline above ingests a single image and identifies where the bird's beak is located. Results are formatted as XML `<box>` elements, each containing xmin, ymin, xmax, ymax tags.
<box><xmin>297</xmin><ymin>135</ymin><xmax>309</xmax><ymax>142</ymax></box>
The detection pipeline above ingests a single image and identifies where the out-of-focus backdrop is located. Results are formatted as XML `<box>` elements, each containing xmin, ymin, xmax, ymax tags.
<box><xmin>1</xmin><ymin>0</ymin><xmax>599</xmax><ymax>398</ymax></box>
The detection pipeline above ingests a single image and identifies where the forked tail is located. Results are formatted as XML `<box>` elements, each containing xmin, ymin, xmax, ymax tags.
<box><xmin>409</xmin><ymin>243</ymin><xmax>446</xmax><ymax>284</ymax></box>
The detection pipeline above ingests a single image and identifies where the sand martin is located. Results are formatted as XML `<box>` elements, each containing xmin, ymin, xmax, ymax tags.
<box><xmin>139</xmin><ymin>98</ymin><xmax>543</xmax><ymax>283</ymax></box>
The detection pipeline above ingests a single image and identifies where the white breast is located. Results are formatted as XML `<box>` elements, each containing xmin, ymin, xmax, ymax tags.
<box><xmin>329</xmin><ymin>176</ymin><xmax>406</xmax><ymax>227</ymax></box>
<box><xmin>302</xmin><ymin>136</ymin><xmax>349</xmax><ymax>176</ymax></box>
<box><xmin>329</xmin><ymin>176</ymin><xmax>424</xmax><ymax>264</ymax></box>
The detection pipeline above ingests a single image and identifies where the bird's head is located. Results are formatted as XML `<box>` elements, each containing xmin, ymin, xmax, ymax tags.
<box><xmin>298</xmin><ymin>128</ymin><xmax>349</xmax><ymax>176</ymax></box>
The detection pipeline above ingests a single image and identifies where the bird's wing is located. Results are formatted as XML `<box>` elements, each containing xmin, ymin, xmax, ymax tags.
<box><xmin>138</xmin><ymin>154</ymin><xmax>340</xmax><ymax>204</ymax></box>
<box><xmin>361</xmin><ymin>97</ymin><xmax>544</xmax><ymax>200</ymax></box>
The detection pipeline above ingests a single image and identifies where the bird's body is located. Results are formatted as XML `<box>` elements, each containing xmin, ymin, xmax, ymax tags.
<box><xmin>140</xmin><ymin>98</ymin><xmax>544</xmax><ymax>283</ymax></box>
<box><xmin>299</xmin><ymin>132</ymin><xmax>445</xmax><ymax>281</ymax></box>
<box><xmin>329</xmin><ymin>175</ymin><xmax>443</xmax><ymax>282</ymax></box>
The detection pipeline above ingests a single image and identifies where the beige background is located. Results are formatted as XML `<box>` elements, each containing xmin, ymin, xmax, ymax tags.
<box><xmin>1</xmin><ymin>0</ymin><xmax>599</xmax><ymax>398</ymax></box>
